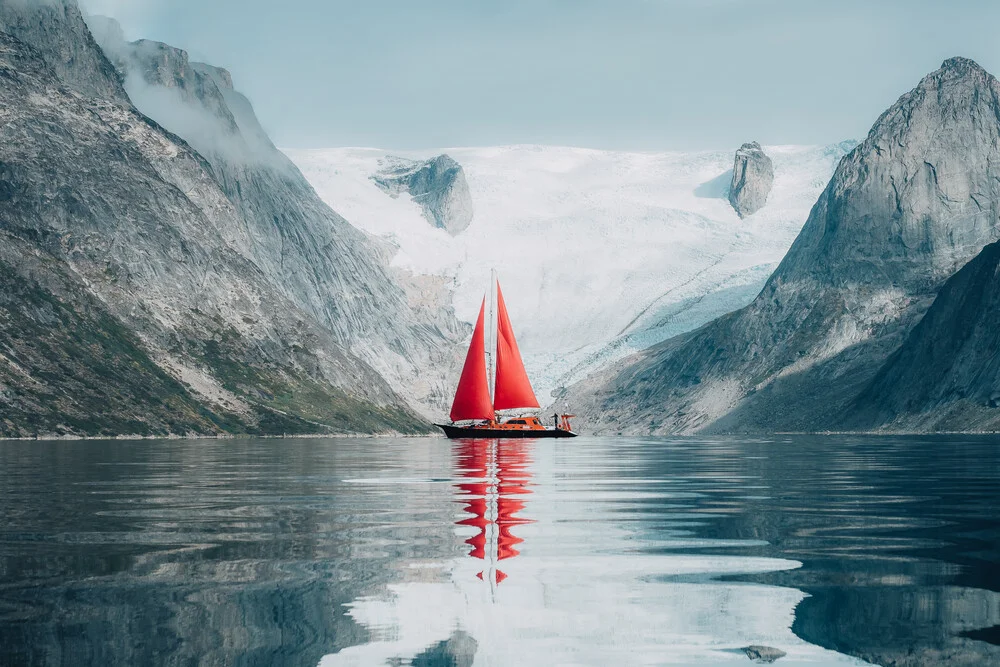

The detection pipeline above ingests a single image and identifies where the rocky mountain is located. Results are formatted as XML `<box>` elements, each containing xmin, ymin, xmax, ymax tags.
<box><xmin>372</xmin><ymin>154</ymin><xmax>474</xmax><ymax>235</ymax></box>
<box><xmin>0</xmin><ymin>1</ymin><xmax>455</xmax><ymax>436</ymax></box>
<box><xmin>849</xmin><ymin>238</ymin><xmax>1000</xmax><ymax>431</ymax></box>
<box><xmin>728</xmin><ymin>141</ymin><xmax>774</xmax><ymax>218</ymax></box>
<box><xmin>87</xmin><ymin>16</ymin><xmax>465</xmax><ymax>416</ymax></box>
<box><xmin>565</xmin><ymin>57</ymin><xmax>1000</xmax><ymax>434</ymax></box>
<box><xmin>0</xmin><ymin>0</ymin><xmax>121</xmax><ymax>98</ymax></box>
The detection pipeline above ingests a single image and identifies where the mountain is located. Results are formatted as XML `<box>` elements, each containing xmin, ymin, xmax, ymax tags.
<box><xmin>87</xmin><ymin>16</ymin><xmax>465</xmax><ymax>417</ymax></box>
<box><xmin>563</xmin><ymin>57</ymin><xmax>1000</xmax><ymax>434</ymax></box>
<box><xmin>289</xmin><ymin>143</ymin><xmax>852</xmax><ymax>405</ymax></box>
<box><xmin>849</xmin><ymin>238</ymin><xmax>1000</xmax><ymax>431</ymax></box>
<box><xmin>0</xmin><ymin>0</ymin><xmax>121</xmax><ymax>98</ymax></box>
<box><xmin>0</xmin><ymin>1</ymin><xmax>451</xmax><ymax>436</ymax></box>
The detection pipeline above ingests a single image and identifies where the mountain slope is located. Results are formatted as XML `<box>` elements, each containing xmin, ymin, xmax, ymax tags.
<box><xmin>0</xmin><ymin>2</ymin><xmax>429</xmax><ymax>436</ymax></box>
<box><xmin>88</xmin><ymin>17</ymin><xmax>464</xmax><ymax>416</ymax></box>
<box><xmin>290</xmin><ymin>143</ymin><xmax>852</xmax><ymax>404</ymax></box>
<box><xmin>0</xmin><ymin>0</ymin><xmax>122</xmax><ymax>98</ymax></box>
<box><xmin>564</xmin><ymin>57</ymin><xmax>1000</xmax><ymax>434</ymax></box>
<box><xmin>849</xmin><ymin>239</ymin><xmax>1000</xmax><ymax>431</ymax></box>
<box><xmin>0</xmin><ymin>236</ymin><xmax>228</xmax><ymax>437</ymax></box>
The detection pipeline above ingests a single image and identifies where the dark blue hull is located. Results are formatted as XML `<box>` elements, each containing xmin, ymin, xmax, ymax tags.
<box><xmin>435</xmin><ymin>424</ymin><xmax>577</xmax><ymax>439</ymax></box>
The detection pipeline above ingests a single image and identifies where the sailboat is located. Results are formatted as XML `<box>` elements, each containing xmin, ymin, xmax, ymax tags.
<box><xmin>436</xmin><ymin>273</ymin><xmax>577</xmax><ymax>439</ymax></box>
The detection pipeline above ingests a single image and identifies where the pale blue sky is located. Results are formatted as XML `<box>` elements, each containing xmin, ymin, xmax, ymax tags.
<box><xmin>81</xmin><ymin>0</ymin><xmax>1000</xmax><ymax>150</ymax></box>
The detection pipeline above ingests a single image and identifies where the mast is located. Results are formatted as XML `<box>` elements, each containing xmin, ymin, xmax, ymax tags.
<box><xmin>486</xmin><ymin>269</ymin><xmax>498</xmax><ymax>406</ymax></box>
<box><xmin>486</xmin><ymin>438</ymin><xmax>499</xmax><ymax>599</ymax></box>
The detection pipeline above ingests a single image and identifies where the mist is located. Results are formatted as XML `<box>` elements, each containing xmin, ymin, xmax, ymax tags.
<box><xmin>84</xmin><ymin>12</ymin><xmax>288</xmax><ymax>168</ymax></box>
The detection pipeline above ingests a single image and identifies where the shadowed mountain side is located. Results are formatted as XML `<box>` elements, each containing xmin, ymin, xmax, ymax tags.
<box><xmin>847</xmin><ymin>239</ymin><xmax>1000</xmax><ymax>432</ymax></box>
<box><xmin>564</xmin><ymin>57</ymin><xmax>1000</xmax><ymax>434</ymax></box>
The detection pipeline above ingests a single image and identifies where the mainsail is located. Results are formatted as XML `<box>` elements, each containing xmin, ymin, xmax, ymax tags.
<box><xmin>449</xmin><ymin>299</ymin><xmax>496</xmax><ymax>422</ymax></box>
<box><xmin>493</xmin><ymin>283</ymin><xmax>540</xmax><ymax>411</ymax></box>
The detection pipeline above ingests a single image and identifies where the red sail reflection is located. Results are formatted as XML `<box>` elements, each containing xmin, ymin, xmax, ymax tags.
<box><xmin>454</xmin><ymin>439</ymin><xmax>534</xmax><ymax>585</ymax></box>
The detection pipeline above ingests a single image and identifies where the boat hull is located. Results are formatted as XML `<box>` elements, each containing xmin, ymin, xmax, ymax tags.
<box><xmin>435</xmin><ymin>424</ymin><xmax>577</xmax><ymax>439</ymax></box>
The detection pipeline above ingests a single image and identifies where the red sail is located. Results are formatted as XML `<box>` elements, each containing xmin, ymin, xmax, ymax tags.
<box><xmin>493</xmin><ymin>283</ymin><xmax>540</xmax><ymax>410</ymax></box>
<box><xmin>450</xmin><ymin>299</ymin><xmax>496</xmax><ymax>422</ymax></box>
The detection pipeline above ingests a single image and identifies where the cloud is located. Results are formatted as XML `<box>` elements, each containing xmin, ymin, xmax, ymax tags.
<box><xmin>78</xmin><ymin>0</ymin><xmax>159</xmax><ymax>38</ymax></box>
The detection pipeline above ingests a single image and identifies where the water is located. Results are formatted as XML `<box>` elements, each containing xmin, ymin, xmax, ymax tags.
<box><xmin>0</xmin><ymin>436</ymin><xmax>997</xmax><ymax>666</ymax></box>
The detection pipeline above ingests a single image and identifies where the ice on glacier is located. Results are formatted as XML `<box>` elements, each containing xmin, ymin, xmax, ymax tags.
<box><xmin>287</xmin><ymin>143</ymin><xmax>853</xmax><ymax>405</ymax></box>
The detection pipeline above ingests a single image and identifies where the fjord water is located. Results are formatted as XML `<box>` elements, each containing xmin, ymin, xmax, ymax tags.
<box><xmin>0</xmin><ymin>437</ymin><xmax>997</xmax><ymax>666</ymax></box>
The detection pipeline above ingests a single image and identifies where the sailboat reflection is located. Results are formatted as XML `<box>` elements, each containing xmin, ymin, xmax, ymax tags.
<box><xmin>454</xmin><ymin>438</ymin><xmax>534</xmax><ymax>587</ymax></box>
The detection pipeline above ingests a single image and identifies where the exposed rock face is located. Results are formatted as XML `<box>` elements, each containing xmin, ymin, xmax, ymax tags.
<box><xmin>0</xmin><ymin>2</ymin><xmax>443</xmax><ymax>436</ymax></box>
<box><xmin>565</xmin><ymin>57</ymin><xmax>1000</xmax><ymax>434</ymax></box>
<box><xmin>728</xmin><ymin>142</ymin><xmax>774</xmax><ymax>218</ymax></box>
<box><xmin>92</xmin><ymin>18</ymin><xmax>464</xmax><ymax>412</ymax></box>
<box><xmin>0</xmin><ymin>0</ymin><xmax>123</xmax><ymax>98</ymax></box>
<box><xmin>372</xmin><ymin>155</ymin><xmax>474</xmax><ymax>235</ymax></box>
<box><xmin>88</xmin><ymin>15</ymin><xmax>466</xmax><ymax>419</ymax></box>
<box><xmin>849</xmin><ymin>239</ymin><xmax>1000</xmax><ymax>431</ymax></box>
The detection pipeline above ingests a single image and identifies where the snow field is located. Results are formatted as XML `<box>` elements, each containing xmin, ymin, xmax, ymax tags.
<box><xmin>288</xmin><ymin>143</ymin><xmax>851</xmax><ymax>403</ymax></box>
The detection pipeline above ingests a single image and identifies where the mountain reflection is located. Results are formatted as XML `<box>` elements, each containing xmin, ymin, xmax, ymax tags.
<box><xmin>454</xmin><ymin>439</ymin><xmax>534</xmax><ymax>586</ymax></box>
<box><xmin>3</xmin><ymin>436</ymin><xmax>998</xmax><ymax>666</ymax></box>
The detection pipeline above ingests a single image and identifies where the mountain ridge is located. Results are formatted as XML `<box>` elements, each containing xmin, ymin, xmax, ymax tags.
<box><xmin>562</xmin><ymin>56</ymin><xmax>1000</xmax><ymax>434</ymax></box>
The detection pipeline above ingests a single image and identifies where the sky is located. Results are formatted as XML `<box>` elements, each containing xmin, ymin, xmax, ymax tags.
<box><xmin>80</xmin><ymin>0</ymin><xmax>1000</xmax><ymax>151</ymax></box>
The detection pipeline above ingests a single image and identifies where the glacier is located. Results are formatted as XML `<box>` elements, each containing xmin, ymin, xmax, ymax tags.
<box><xmin>288</xmin><ymin>143</ymin><xmax>854</xmax><ymax>407</ymax></box>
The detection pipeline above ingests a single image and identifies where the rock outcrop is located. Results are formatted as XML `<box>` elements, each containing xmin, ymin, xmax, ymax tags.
<box><xmin>849</xmin><ymin>238</ymin><xmax>1000</xmax><ymax>431</ymax></box>
<box><xmin>372</xmin><ymin>155</ymin><xmax>474</xmax><ymax>235</ymax></box>
<box><xmin>565</xmin><ymin>57</ymin><xmax>1000</xmax><ymax>434</ymax></box>
<box><xmin>0</xmin><ymin>2</ymin><xmax>451</xmax><ymax>436</ymax></box>
<box><xmin>728</xmin><ymin>141</ymin><xmax>774</xmax><ymax>217</ymax></box>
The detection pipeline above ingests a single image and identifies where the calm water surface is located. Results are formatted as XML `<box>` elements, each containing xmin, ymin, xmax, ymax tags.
<box><xmin>0</xmin><ymin>436</ymin><xmax>998</xmax><ymax>666</ymax></box>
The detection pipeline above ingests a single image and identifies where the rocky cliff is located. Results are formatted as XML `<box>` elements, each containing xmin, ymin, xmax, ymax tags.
<box><xmin>88</xmin><ymin>17</ymin><xmax>465</xmax><ymax>416</ymax></box>
<box><xmin>728</xmin><ymin>141</ymin><xmax>773</xmax><ymax>217</ymax></box>
<box><xmin>849</xmin><ymin>239</ymin><xmax>1000</xmax><ymax>431</ymax></box>
<box><xmin>0</xmin><ymin>1</ymin><xmax>446</xmax><ymax>436</ymax></box>
<box><xmin>0</xmin><ymin>0</ymin><xmax>122</xmax><ymax>98</ymax></box>
<box><xmin>372</xmin><ymin>155</ymin><xmax>474</xmax><ymax>235</ymax></box>
<box><xmin>565</xmin><ymin>57</ymin><xmax>1000</xmax><ymax>434</ymax></box>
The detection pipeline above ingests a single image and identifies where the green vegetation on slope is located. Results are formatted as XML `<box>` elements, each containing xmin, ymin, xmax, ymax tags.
<box><xmin>0</xmin><ymin>256</ymin><xmax>428</xmax><ymax>438</ymax></box>
<box><xmin>196</xmin><ymin>332</ymin><xmax>430</xmax><ymax>435</ymax></box>
<box><xmin>0</xmin><ymin>258</ymin><xmax>234</xmax><ymax>437</ymax></box>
